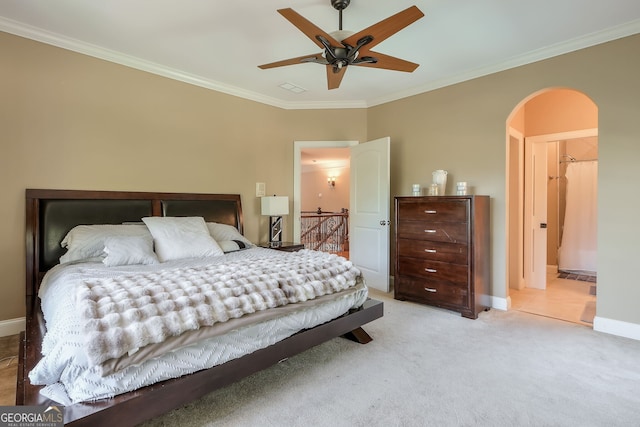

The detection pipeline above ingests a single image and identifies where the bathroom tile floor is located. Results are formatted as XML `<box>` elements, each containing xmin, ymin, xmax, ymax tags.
<box><xmin>557</xmin><ymin>271</ymin><xmax>597</xmax><ymax>282</ymax></box>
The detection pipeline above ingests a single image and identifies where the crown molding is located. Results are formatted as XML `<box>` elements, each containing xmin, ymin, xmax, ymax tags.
<box><xmin>2</xmin><ymin>16</ymin><xmax>639</xmax><ymax>110</ymax></box>
<box><xmin>0</xmin><ymin>16</ymin><xmax>305</xmax><ymax>108</ymax></box>
<box><xmin>367</xmin><ymin>18</ymin><xmax>640</xmax><ymax>107</ymax></box>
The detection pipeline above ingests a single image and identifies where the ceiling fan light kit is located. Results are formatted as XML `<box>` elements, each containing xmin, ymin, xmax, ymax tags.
<box><xmin>258</xmin><ymin>0</ymin><xmax>424</xmax><ymax>90</ymax></box>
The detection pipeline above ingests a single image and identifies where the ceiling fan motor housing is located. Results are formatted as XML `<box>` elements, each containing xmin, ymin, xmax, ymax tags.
<box><xmin>331</xmin><ymin>0</ymin><xmax>350</xmax><ymax>11</ymax></box>
<box><xmin>330</xmin><ymin>47</ymin><xmax>349</xmax><ymax>70</ymax></box>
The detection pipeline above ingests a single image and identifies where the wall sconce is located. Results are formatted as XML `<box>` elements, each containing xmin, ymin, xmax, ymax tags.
<box><xmin>327</xmin><ymin>176</ymin><xmax>336</xmax><ymax>188</ymax></box>
<box><xmin>261</xmin><ymin>195</ymin><xmax>289</xmax><ymax>246</ymax></box>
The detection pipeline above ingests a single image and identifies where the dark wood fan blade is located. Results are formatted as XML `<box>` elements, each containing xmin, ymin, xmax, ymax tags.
<box><xmin>341</xmin><ymin>5</ymin><xmax>424</xmax><ymax>51</ymax></box>
<box><xmin>354</xmin><ymin>50</ymin><xmax>419</xmax><ymax>72</ymax></box>
<box><xmin>258</xmin><ymin>53</ymin><xmax>326</xmax><ymax>69</ymax></box>
<box><xmin>326</xmin><ymin>65</ymin><xmax>347</xmax><ymax>90</ymax></box>
<box><xmin>278</xmin><ymin>8</ymin><xmax>344</xmax><ymax>49</ymax></box>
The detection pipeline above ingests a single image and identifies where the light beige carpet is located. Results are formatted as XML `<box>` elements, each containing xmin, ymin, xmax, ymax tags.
<box><xmin>141</xmin><ymin>289</ymin><xmax>640</xmax><ymax>427</ymax></box>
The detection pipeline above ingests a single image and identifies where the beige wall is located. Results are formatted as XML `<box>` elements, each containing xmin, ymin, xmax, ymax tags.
<box><xmin>301</xmin><ymin>168</ymin><xmax>350</xmax><ymax>213</ymax></box>
<box><xmin>3</xmin><ymin>30</ymin><xmax>640</xmax><ymax>332</ymax></box>
<box><xmin>368</xmin><ymin>34</ymin><xmax>640</xmax><ymax>327</ymax></box>
<box><xmin>0</xmin><ymin>32</ymin><xmax>366</xmax><ymax>320</ymax></box>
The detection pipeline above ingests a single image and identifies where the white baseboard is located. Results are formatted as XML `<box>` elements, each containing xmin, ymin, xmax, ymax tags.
<box><xmin>491</xmin><ymin>296</ymin><xmax>509</xmax><ymax>311</ymax></box>
<box><xmin>0</xmin><ymin>317</ymin><xmax>25</xmax><ymax>337</ymax></box>
<box><xmin>593</xmin><ymin>316</ymin><xmax>640</xmax><ymax>341</ymax></box>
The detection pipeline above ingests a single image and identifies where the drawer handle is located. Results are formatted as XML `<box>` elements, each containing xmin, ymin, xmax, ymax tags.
<box><xmin>424</xmin><ymin>229</ymin><xmax>436</xmax><ymax>233</ymax></box>
<box><xmin>424</xmin><ymin>249</ymin><xmax>437</xmax><ymax>253</ymax></box>
<box><xmin>425</xmin><ymin>268</ymin><xmax>437</xmax><ymax>273</ymax></box>
<box><xmin>424</xmin><ymin>210</ymin><xmax>437</xmax><ymax>214</ymax></box>
<box><xmin>424</xmin><ymin>287</ymin><xmax>437</xmax><ymax>293</ymax></box>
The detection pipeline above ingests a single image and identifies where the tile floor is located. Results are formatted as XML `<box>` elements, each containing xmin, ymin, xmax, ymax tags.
<box><xmin>509</xmin><ymin>273</ymin><xmax>596</xmax><ymax>326</ymax></box>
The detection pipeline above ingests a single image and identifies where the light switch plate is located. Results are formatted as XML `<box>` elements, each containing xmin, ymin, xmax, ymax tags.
<box><xmin>256</xmin><ymin>182</ymin><xmax>265</xmax><ymax>197</ymax></box>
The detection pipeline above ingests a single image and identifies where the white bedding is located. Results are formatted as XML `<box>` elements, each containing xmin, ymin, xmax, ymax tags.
<box><xmin>30</xmin><ymin>248</ymin><xmax>368</xmax><ymax>404</ymax></box>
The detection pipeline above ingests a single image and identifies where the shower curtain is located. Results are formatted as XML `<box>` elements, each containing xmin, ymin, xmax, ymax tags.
<box><xmin>558</xmin><ymin>161</ymin><xmax>598</xmax><ymax>274</ymax></box>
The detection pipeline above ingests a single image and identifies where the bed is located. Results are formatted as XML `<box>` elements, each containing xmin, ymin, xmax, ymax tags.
<box><xmin>17</xmin><ymin>189</ymin><xmax>383</xmax><ymax>426</ymax></box>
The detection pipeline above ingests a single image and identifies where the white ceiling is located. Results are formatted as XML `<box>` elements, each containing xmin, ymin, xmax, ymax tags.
<box><xmin>301</xmin><ymin>147</ymin><xmax>350</xmax><ymax>172</ymax></box>
<box><xmin>2</xmin><ymin>0</ymin><xmax>640</xmax><ymax>110</ymax></box>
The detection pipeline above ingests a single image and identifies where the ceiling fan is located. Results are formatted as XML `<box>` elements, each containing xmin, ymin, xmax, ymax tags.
<box><xmin>258</xmin><ymin>0</ymin><xmax>424</xmax><ymax>90</ymax></box>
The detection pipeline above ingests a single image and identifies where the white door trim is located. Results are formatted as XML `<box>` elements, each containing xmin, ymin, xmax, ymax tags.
<box><xmin>506</xmin><ymin>127</ymin><xmax>525</xmax><ymax>291</ymax></box>
<box><xmin>293</xmin><ymin>140</ymin><xmax>358</xmax><ymax>242</ymax></box>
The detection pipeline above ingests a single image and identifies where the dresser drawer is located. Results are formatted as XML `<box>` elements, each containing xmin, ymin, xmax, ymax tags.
<box><xmin>395</xmin><ymin>275</ymin><xmax>469</xmax><ymax>308</ymax></box>
<box><xmin>397</xmin><ymin>221</ymin><xmax>468</xmax><ymax>244</ymax></box>
<box><xmin>397</xmin><ymin>257</ymin><xmax>469</xmax><ymax>285</ymax></box>
<box><xmin>397</xmin><ymin>238</ymin><xmax>468</xmax><ymax>265</ymax></box>
<box><xmin>397</xmin><ymin>200</ymin><xmax>468</xmax><ymax>222</ymax></box>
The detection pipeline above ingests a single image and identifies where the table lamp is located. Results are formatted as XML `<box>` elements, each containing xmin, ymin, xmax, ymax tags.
<box><xmin>261</xmin><ymin>196</ymin><xmax>289</xmax><ymax>246</ymax></box>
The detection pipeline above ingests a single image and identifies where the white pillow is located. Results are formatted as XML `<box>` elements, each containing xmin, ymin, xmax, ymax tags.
<box><xmin>103</xmin><ymin>235</ymin><xmax>158</xmax><ymax>267</ymax></box>
<box><xmin>60</xmin><ymin>224</ymin><xmax>151</xmax><ymax>264</ymax></box>
<box><xmin>142</xmin><ymin>216</ymin><xmax>224</xmax><ymax>262</ymax></box>
<box><xmin>206</xmin><ymin>222</ymin><xmax>254</xmax><ymax>248</ymax></box>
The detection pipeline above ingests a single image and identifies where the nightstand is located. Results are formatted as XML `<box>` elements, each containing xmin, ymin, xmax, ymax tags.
<box><xmin>258</xmin><ymin>242</ymin><xmax>305</xmax><ymax>252</ymax></box>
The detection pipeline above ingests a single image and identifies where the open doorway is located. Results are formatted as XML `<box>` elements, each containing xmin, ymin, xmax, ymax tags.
<box><xmin>292</xmin><ymin>141</ymin><xmax>356</xmax><ymax>258</ymax></box>
<box><xmin>506</xmin><ymin>88</ymin><xmax>598</xmax><ymax>326</ymax></box>
<box><xmin>300</xmin><ymin>146</ymin><xmax>351</xmax><ymax>258</ymax></box>
<box><xmin>293</xmin><ymin>138</ymin><xmax>392</xmax><ymax>292</ymax></box>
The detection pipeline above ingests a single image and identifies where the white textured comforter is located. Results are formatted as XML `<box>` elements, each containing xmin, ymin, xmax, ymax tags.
<box><xmin>30</xmin><ymin>248</ymin><xmax>368</xmax><ymax>404</ymax></box>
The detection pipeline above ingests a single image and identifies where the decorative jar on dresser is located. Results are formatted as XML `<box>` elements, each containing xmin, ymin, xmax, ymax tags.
<box><xmin>394</xmin><ymin>195</ymin><xmax>490</xmax><ymax>319</ymax></box>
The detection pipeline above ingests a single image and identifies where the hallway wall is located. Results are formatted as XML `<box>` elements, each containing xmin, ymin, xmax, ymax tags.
<box><xmin>301</xmin><ymin>167</ymin><xmax>350</xmax><ymax>213</ymax></box>
<box><xmin>524</xmin><ymin>89</ymin><xmax>598</xmax><ymax>136</ymax></box>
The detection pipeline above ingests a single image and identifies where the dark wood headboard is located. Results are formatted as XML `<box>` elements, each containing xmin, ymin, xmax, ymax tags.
<box><xmin>25</xmin><ymin>189</ymin><xmax>244</xmax><ymax>303</ymax></box>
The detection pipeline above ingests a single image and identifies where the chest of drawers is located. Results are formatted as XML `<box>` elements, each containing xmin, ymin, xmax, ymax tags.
<box><xmin>394</xmin><ymin>196</ymin><xmax>490</xmax><ymax>319</ymax></box>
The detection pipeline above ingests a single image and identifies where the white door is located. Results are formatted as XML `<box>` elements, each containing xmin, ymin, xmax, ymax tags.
<box><xmin>349</xmin><ymin>137</ymin><xmax>390</xmax><ymax>291</ymax></box>
<box><xmin>524</xmin><ymin>140</ymin><xmax>548</xmax><ymax>289</ymax></box>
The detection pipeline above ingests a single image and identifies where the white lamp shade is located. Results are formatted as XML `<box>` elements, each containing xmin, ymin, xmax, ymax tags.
<box><xmin>261</xmin><ymin>196</ymin><xmax>289</xmax><ymax>216</ymax></box>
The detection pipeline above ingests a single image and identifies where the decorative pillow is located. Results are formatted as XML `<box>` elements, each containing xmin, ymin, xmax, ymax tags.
<box><xmin>142</xmin><ymin>216</ymin><xmax>224</xmax><ymax>262</ymax></box>
<box><xmin>206</xmin><ymin>222</ymin><xmax>254</xmax><ymax>248</ymax></box>
<box><xmin>59</xmin><ymin>224</ymin><xmax>151</xmax><ymax>264</ymax></box>
<box><xmin>103</xmin><ymin>235</ymin><xmax>158</xmax><ymax>267</ymax></box>
<box><xmin>217</xmin><ymin>240</ymin><xmax>251</xmax><ymax>253</ymax></box>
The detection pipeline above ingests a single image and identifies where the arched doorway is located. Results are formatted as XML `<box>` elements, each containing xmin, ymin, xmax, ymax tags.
<box><xmin>506</xmin><ymin>88</ymin><xmax>598</xmax><ymax>326</ymax></box>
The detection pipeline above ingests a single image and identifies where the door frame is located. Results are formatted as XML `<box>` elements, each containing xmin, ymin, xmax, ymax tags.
<box><xmin>506</xmin><ymin>127</ymin><xmax>525</xmax><ymax>291</ymax></box>
<box><xmin>293</xmin><ymin>140</ymin><xmax>358</xmax><ymax>242</ymax></box>
<box><xmin>522</xmin><ymin>128</ymin><xmax>598</xmax><ymax>288</ymax></box>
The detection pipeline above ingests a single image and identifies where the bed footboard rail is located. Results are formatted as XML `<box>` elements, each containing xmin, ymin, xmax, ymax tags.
<box><xmin>17</xmin><ymin>299</ymin><xmax>383</xmax><ymax>426</ymax></box>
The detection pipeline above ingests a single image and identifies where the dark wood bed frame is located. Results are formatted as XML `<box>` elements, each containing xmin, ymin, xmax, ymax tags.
<box><xmin>17</xmin><ymin>189</ymin><xmax>383</xmax><ymax>426</ymax></box>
